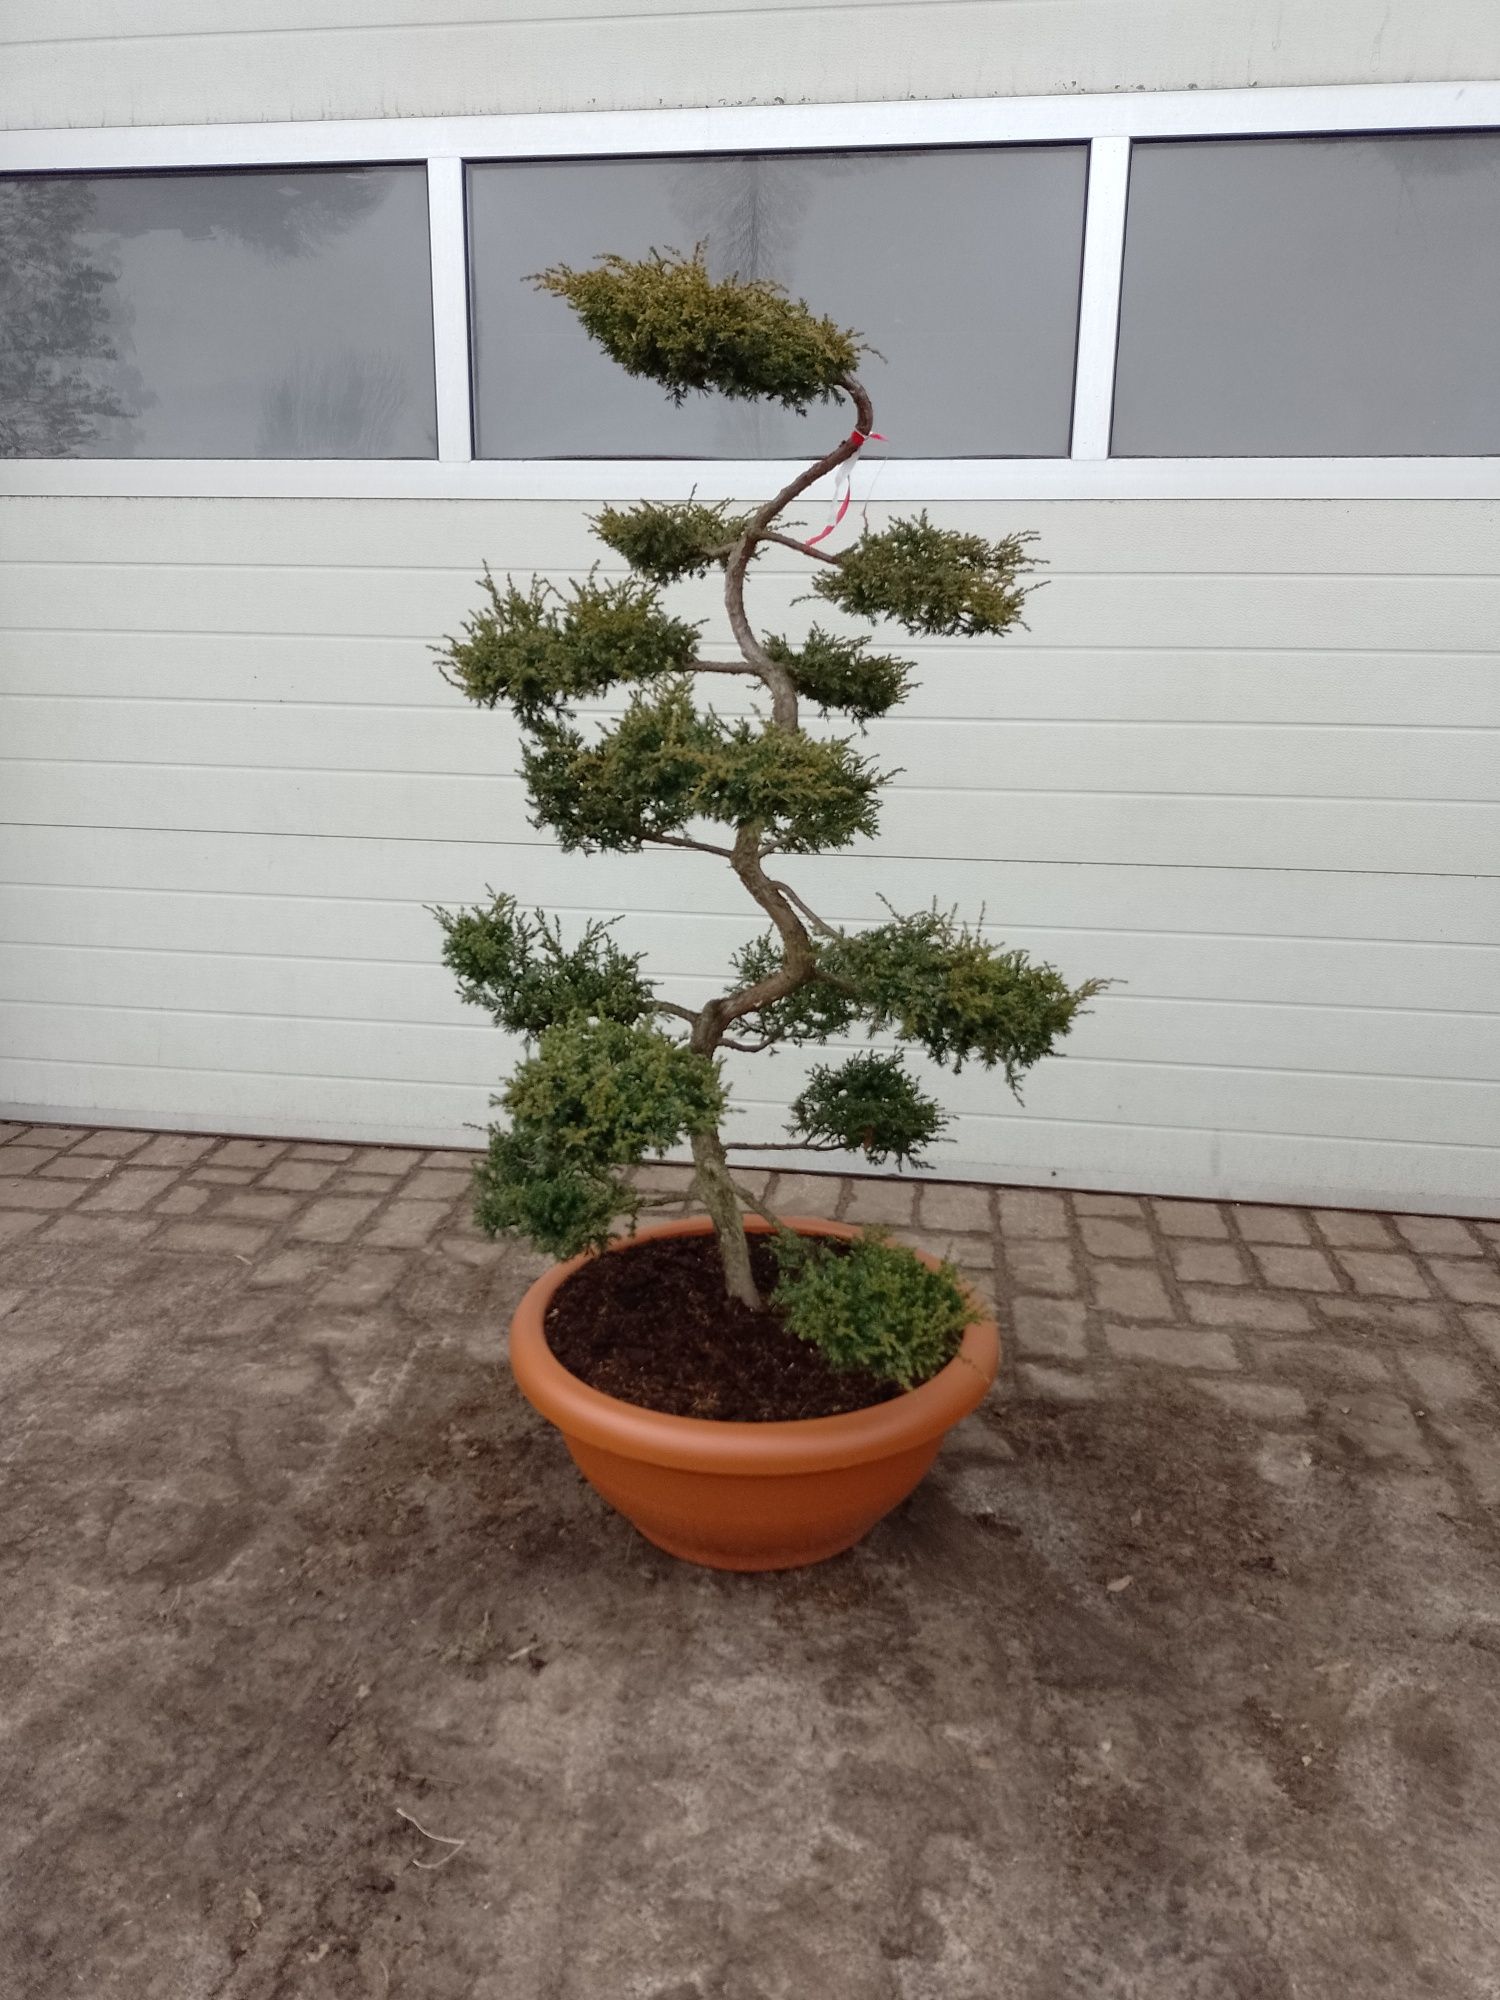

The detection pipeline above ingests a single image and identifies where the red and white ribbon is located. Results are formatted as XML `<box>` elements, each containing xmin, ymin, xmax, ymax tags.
<box><xmin>804</xmin><ymin>427</ymin><xmax>885</xmax><ymax>549</ymax></box>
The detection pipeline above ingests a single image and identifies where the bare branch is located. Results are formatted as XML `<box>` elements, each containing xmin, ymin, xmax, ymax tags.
<box><xmin>679</xmin><ymin>389</ymin><xmax>878</xmax><ymax>1068</ymax></box>
<box><xmin>719</xmin><ymin>1035</ymin><xmax>778</xmax><ymax>1054</ymax></box>
<box><xmin>688</xmin><ymin>658</ymin><xmax>761</xmax><ymax>678</ymax></box>
<box><xmin>767</xmin><ymin>877</ymin><xmax>840</xmax><ymax>941</ymax></box>
<box><xmin>728</xmin><ymin>1179</ymin><xmax>799</xmax><ymax>1240</ymax></box>
<box><xmin>650</xmin><ymin>999</ymin><xmax>700</xmax><ymax>1026</ymax></box>
<box><xmin>642</xmin><ymin>832</ymin><xmax>737</xmax><ymax>860</ymax></box>
<box><xmin>754</xmin><ymin>529</ymin><xmax>844</xmax><ymax>567</ymax></box>
<box><xmin>722</xmin><ymin>375</ymin><xmax>876</xmax><ymax>734</ymax></box>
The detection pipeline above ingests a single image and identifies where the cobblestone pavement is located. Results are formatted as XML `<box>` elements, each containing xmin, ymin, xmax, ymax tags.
<box><xmin>3</xmin><ymin>1120</ymin><xmax>1499</xmax><ymax>1999</ymax></box>
<box><xmin>642</xmin><ymin>1155</ymin><xmax>1500</xmax><ymax>1503</ymax></box>
<box><xmin>5</xmin><ymin>1119</ymin><xmax>1496</xmax><ymax>1501</ymax></box>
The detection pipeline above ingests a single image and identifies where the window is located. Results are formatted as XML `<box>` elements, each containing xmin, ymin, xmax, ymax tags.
<box><xmin>4</xmin><ymin>86</ymin><xmax>1500</xmax><ymax>493</ymax></box>
<box><xmin>466</xmin><ymin>147</ymin><xmax>1089</xmax><ymax>458</ymax></box>
<box><xmin>0</xmin><ymin>165</ymin><xmax>437</xmax><ymax>458</ymax></box>
<box><xmin>1112</xmin><ymin>131</ymin><xmax>1500</xmax><ymax>458</ymax></box>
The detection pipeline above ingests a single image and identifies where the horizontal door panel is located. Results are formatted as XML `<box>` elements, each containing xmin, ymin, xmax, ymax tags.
<box><xmin>2</xmin><ymin>943</ymin><xmax>1495</xmax><ymax>1081</ymax></box>
<box><xmin>7</xmin><ymin>631</ymin><xmax>1500</xmax><ymax>729</ymax></box>
<box><xmin>2</xmin><ymin>906</ymin><xmax>1496</xmax><ymax>1014</ymax></box>
<box><xmin>5</xmin><ymin>826</ymin><xmax>1497</xmax><ymax>940</ymax></box>
<box><xmin>5</xmin><ymin>999</ymin><xmax>1496</xmax><ymax>1147</ymax></box>
<box><xmin>5</xmin><ymin>1056</ymin><xmax>1492</xmax><ymax>1216</ymax></box>
<box><xmin>10</xmin><ymin>564</ymin><xmax>1500</xmax><ymax>652</ymax></box>
<box><xmin>10</xmin><ymin>495</ymin><xmax>1500</xmax><ymax>575</ymax></box>
<box><xmin>6</xmin><ymin>697</ymin><xmax>1496</xmax><ymax>802</ymax></box>
<box><xmin>4</xmin><ymin>760</ymin><xmax>1491</xmax><ymax>871</ymax></box>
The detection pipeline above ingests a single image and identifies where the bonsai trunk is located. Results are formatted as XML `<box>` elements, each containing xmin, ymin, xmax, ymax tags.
<box><xmin>690</xmin><ymin>1128</ymin><xmax>760</xmax><ymax>1309</ymax></box>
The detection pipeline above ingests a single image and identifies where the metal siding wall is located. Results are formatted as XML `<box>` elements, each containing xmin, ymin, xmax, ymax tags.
<box><xmin>3</xmin><ymin>2</ymin><xmax>1500</xmax><ymax>129</ymax></box>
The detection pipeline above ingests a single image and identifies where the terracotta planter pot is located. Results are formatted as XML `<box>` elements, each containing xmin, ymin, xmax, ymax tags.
<box><xmin>507</xmin><ymin>1213</ymin><xmax>1001</xmax><ymax>1571</ymax></box>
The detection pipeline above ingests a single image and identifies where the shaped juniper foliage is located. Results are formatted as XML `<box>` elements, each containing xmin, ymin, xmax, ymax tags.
<box><xmin>437</xmin><ymin>894</ymin><xmax>654</xmax><ymax>1035</ymax></box>
<box><xmin>518</xmin><ymin>683</ymin><xmax>885</xmax><ymax>855</ymax></box>
<box><xmin>771</xmin><ymin>1230</ymin><xmax>973</xmax><ymax>1390</ymax></box>
<box><xmin>789</xmin><ymin>1052</ymin><xmax>948</xmax><ymax>1170</ymax></box>
<box><xmin>436</xmin><ymin>252</ymin><xmax>1105</xmax><ymax>1380</ymax></box>
<box><xmin>436</xmin><ymin>570</ymin><xmax>700</xmax><ymax>726</ymax></box>
<box><xmin>534</xmin><ymin>249</ymin><xmax>863</xmax><ymax>408</ymax></box>
<box><xmin>814</xmin><ymin>513</ymin><xmax>1039</xmax><ymax>638</ymax></box>
<box><xmin>828</xmin><ymin>904</ymin><xmax>1099</xmax><ymax>1087</ymax></box>
<box><xmin>478</xmin><ymin>1016</ymin><xmax>725</xmax><ymax>1257</ymax></box>
<box><xmin>763</xmin><ymin>629</ymin><xmax>913</xmax><ymax>724</ymax></box>
<box><xmin>591</xmin><ymin>499</ymin><xmax>751</xmax><ymax>583</ymax></box>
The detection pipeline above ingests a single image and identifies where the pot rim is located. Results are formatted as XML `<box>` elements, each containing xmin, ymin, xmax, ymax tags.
<box><xmin>507</xmin><ymin>1212</ymin><xmax>1000</xmax><ymax>1475</ymax></box>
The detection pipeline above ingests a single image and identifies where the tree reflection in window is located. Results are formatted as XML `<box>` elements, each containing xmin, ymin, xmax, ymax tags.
<box><xmin>0</xmin><ymin>178</ymin><xmax>133</xmax><ymax>455</ymax></box>
<box><xmin>0</xmin><ymin>165</ymin><xmax>437</xmax><ymax>459</ymax></box>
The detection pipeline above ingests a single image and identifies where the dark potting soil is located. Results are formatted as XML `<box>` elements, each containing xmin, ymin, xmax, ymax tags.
<box><xmin>544</xmin><ymin>1234</ymin><xmax>910</xmax><ymax>1422</ymax></box>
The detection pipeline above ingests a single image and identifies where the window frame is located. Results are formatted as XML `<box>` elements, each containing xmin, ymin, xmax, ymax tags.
<box><xmin>3</xmin><ymin>79</ymin><xmax>1500</xmax><ymax>501</ymax></box>
<box><xmin>0</xmin><ymin>156</ymin><xmax>444</xmax><ymax>464</ymax></box>
<box><xmin>464</xmin><ymin>142</ymin><xmax>1093</xmax><ymax>462</ymax></box>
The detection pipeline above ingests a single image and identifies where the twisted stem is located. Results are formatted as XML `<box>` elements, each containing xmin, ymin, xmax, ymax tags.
<box><xmin>671</xmin><ymin>379</ymin><xmax>879</xmax><ymax>1303</ymax></box>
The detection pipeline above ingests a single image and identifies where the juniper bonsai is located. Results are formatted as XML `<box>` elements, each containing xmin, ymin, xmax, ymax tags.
<box><xmin>437</xmin><ymin>249</ymin><xmax>1102</xmax><ymax>1363</ymax></box>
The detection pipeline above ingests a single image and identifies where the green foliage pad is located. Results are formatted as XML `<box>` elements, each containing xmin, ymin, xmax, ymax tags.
<box><xmin>436</xmin><ymin>571</ymin><xmax>700</xmax><ymax>727</ymax></box>
<box><xmin>592</xmin><ymin>499</ymin><xmax>751</xmax><ymax>584</ymax></box>
<box><xmin>473</xmin><ymin>1126</ymin><xmax>627</xmax><ymax>1263</ymax></box>
<box><xmin>815</xmin><ymin>513</ymin><xmax>1038</xmax><ymax>638</ymax></box>
<box><xmin>437</xmin><ymin>894</ymin><xmax>654</xmax><ymax>1035</ymax></box>
<box><xmin>535</xmin><ymin>249</ymin><xmax>863</xmax><ymax>409</ymax></box>
<box><xmin>475</xmin><ymin>1016</ymin><xmax>726</xmax><ymax>1259</ymax></box>
<box><xmin>505</xmin><ymin>1016</ymin><xmax>724</xmax><ymax>1170</ymax></box>
<box><xmin>790</xmin><ymin>1051</ymin><xmax>948</xmax><ymax>1169</ymax></box>
<box><xmin>764</xmin><ymin>627</ymin><xmax>913</xmax><ymax>723</ymax></box>
<box><xmin>773</xmin><ymin>1230</ymin><xmax>972</xmax><ymax>1390</ymax></box>
<box><xmin>522</xmin><ymin>683</ymin><xmax>887</xmax><ymax>855</ymax></box>
<box><xmin>731</xmin><ymin>909</ymin><xmax>1103</xmax><ymax>1091</ymax></box>
<box><xmin>830</xmin><ymin>906</ymin><xmax>1104</xmax><ymax>1088</ymax></box>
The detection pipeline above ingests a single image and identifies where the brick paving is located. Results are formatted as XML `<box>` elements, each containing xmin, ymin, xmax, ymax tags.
<box><xmin>720</xmin><ymin>1162</ymin><xmax>1498</xmax><ymax>1502</ymax></box>
<box><xmin>2</xmin><ymin>1118</ymin><xmax>1497</xmax><ymax>1503</ymax></box>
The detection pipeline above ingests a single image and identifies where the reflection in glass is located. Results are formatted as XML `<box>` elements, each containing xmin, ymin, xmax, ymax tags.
<box><xmin>468</xmin><ymin>148</ymin><xmax>1088</xmax><ymax>458</ymax></box>
<box><xmin>1113</xmin><ymin>133</ymin><xmax>1500</xmax><ymax>457</ymax></box>
<box><xmin>0</xmin><ymin>165</ymin><xmax>437</xmax><ymax>458</ymax></box>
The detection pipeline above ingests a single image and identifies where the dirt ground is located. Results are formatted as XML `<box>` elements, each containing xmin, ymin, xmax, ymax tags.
<box><xmin>2</xmin><ymin>1129</ymin><xmax>1499</xmax><ymax>1999</ymax></box>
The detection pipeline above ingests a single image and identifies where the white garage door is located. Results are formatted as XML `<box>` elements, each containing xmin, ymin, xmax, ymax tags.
<box><xmin>2</xmin><ymin>491</ymin><xmax>1495</xmax><ymax>1216</ymax></box>
<box><xmin>2</xmin><ymin>88</ymin><xmax>1498</xmax><ymax>1215</ymax></box>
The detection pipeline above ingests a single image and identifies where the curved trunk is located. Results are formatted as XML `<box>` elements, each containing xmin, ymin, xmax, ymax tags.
<box><xmin>690</xmin><ymin>1127</ymin><xmax>760</xmax><ymax>1308</ymax></box>
<box><xmin>689</xmin><ymin>826</ymin><xmax>821</xmax><ymax>1311</ymax></box>
<box><xmin>687</xmin><ymin>375</ymin><xmax>878</xmax><ymax>1312</ymax></box>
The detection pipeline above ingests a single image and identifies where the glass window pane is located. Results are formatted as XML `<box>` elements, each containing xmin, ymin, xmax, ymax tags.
<box><xmin>468</xmin><ymin>147</ymin><xmax>1088</xmax><ymax>458</ymax></box>
<box><xmin>0</xmin><ymin>165</ymin><xmax>437</xmax><ymax>458</ymax></box>
<box><xmin>1113</xmin><ymin>132</ymin><xmax>1500</xmax><ymax>457</ymax></box>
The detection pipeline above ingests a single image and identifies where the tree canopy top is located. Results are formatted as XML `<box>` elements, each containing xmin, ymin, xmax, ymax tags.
<box><xmin>533</xmin><ymin>248</ymin><xmax>864</xmax><ymax>409</ymax></box>
<box><xmin>437</xmin><ymin>246</ymin><xmax>1102</xmax><ymax>1341</ymax></box>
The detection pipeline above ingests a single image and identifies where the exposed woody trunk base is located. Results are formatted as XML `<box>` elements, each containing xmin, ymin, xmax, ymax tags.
<box><xmin>690</xmin><ymin>1128</ymin><xmax>761</xmax><ymax>1309</ymax></box>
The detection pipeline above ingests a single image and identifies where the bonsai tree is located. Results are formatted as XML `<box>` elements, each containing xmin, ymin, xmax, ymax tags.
<box><xmin>437</xmin><ymin>250</ymin><xmax>1101</xmax><ymax>1378</ymax></box>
